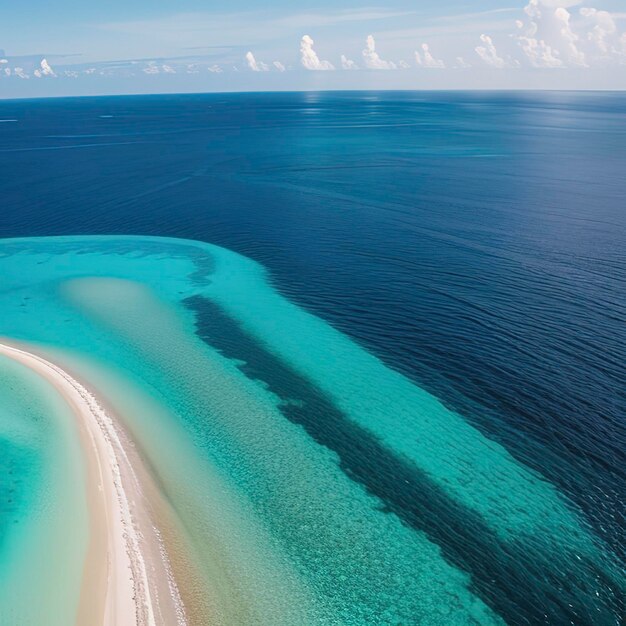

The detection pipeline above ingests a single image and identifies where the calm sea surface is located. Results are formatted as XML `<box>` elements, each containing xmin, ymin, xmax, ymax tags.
<box><xmin>0</xmin><ymin>91</ymin><xmax>624</xmax><ymax>624</ymax></box>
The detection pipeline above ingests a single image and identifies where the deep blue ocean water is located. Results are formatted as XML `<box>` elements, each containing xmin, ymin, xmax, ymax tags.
<box><xmin>0</xmin><ymin>91</ymin><xmax>624</xmax><ymax>624</ymax></box>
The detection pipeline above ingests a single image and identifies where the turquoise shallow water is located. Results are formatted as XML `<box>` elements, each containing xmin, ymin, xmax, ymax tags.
<box><xmin>0</xmin><ymin>352</ymin><xmax>86</xmax><ymax>626</ymax></box>
<box><xmin>0</xmin><ymin>235</ymin><xmax>623</xmax><ymax>625</ymax></box>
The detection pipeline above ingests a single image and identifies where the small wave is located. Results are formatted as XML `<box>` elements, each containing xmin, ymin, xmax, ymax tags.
<box><xmin>0</xmin><ymin>141</ymin><xmax>141</xmax><ymax>153</ymax></box>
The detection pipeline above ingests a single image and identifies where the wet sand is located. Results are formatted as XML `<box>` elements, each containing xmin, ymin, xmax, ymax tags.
<box><xmin>0</xmin><ymin>340</ymin><xmax>187</xmax><ymax>626</ymax></box>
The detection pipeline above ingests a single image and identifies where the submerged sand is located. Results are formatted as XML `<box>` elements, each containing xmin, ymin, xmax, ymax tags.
<box><xmin>0</xmin><ymin>340</ymin><xmax>187</xmax><ymax>626</ymax></box>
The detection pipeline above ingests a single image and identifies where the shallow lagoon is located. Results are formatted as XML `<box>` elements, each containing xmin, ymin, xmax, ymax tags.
<box><xmin>0</xmin><ymin>236</ymin><xmax>622</xmax><ymax>624</ymax></box>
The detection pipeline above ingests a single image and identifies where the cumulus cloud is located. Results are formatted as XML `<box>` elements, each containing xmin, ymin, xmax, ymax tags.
<box><xmin>515</xmin><ymin>0</ymin><xmax>563</xmax><ymax>67</ymax></box>
<box><xmin>554</xmin><ymin>7</ymin><xmax>587</xmax><ymax>66</ymax></box>
<box><xmin>5</xmin><ymin>1</ymin><xmax>625</xmax><ymax>88</ymax></box>
<box><xmin>138</xmin><ymin>62</ymin><xmax>176</xmax><ymax>75</ymax></box>
<box><xmin>341</xmin><ymin>54</ymin><xmax>358</xmax><ymax>70</ymax></box>
<box><xmin>475</xmin><ymin>34</ymin><xmax>507</xmax><ymax>68</ymax></box>
<box><xmin>579</xmin><ymin>8</ymin><xmax>617</xmax><ymax>54</ymax></box>
<box><xmin>518</xmin><ymin>36</ymin><xmax>563</xmax><ymax>66</ymax></box>
<box><xmin>245</xmin><ymin>51</ymin><xmax>269</xmax><ymax>71</ymax></box>
<box><xmin>362</xmin><ymin>35</ymin><xmax>397</xmax><ymax>69</ymax></box>
<box><xmin>414</xmin><ymin>43</ymin><xmax>445</xmax><ymax>68</ymax></box>
<box><xmin>142</xmin><ymin>62</ymin><xmax>160</xmax><ymax>74</ymax></box>
<box><xmin>398</xmin><ymin>60</ymin><xmax>410</xmax><ymax>69</ymax></box>
<box><xmin>40</xmin><ymin>58</ymin><xmax>56</xmax><ymax>76</ymax></box>
<box><xmin>300</xmin><ymin>35</ymin><xmax>334</xmax><ymax>70</ymax></box>
<box><xmin>512</xmin><ymin>0</ymin><xmax>626</xmax><ymax>67</ymax></box>
<box><xmin>34</xmin><ymin>58</ymin><xmax>56</xmax><ymax>78</ymax></box>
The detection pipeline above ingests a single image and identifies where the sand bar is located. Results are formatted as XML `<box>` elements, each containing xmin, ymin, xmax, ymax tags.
<box><xmin>0</xmin><ymin>340</ymin><xmax>187</xmax><ymax>626</ymax></box>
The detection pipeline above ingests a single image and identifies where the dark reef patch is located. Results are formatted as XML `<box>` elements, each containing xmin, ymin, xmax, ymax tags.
<box><xmin>185</xmin><ymin>294</ymin><xmax>624</xmax><ymax>626</ymax></box>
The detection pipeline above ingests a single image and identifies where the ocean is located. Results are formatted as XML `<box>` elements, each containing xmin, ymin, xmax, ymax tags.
<box><xmin>0</xmin><ymin>91</ymin><xmax>624</xmax><ymax>625</ymax></box>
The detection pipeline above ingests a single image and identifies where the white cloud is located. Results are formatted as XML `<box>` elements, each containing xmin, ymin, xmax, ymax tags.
<box><xmin>513</xmin><ymin>0</ymin><xmax>626</xmax><ymax>67</ymax></box>
<box><xmin>580</xmin><ymin>8</ymin><xmax>617</xmax><ymax>54</ymax></box>
<box><xmin>475</xmin><ymin>34</ymin><xmax>507</xmax><ymax>67</ymax></box>
<box><xmin>341</xmin><ymin>54</ymin><xmax>358</xmax><ymax>70</ymax></box>
<box><xmin>6</xmin><ymin>0</ymin><xmax>626</xmax><ymax>89</ymax></box>
<box><xmin>245</xmin><ymin>51</ymin><xmax>269</xmax><ymax>71</ymax></box>
<box><xmin>34</xmin><ymin>58</ymin><xmax>56</xmax><ymax>78</ymax></box>
<box><xmin>300</xmin><ymin>34</ymin><xmax>334</xmax><ymax>70</ymax></box>
<box><xmin>398</xmin><ymin>60</ymin><xmax>410</xmax><ymax>69</ymax></box>
<box><xmin>362</xmin><ymin>34</ymin><xmax>397</xmax><ymax>69</ymax></box>
<box><xmin>515</xmin><ymin>0</ymin><xmax>566</xmax><ymax>67</ymax></box>
<box><xmin>518</xmin><ymin>35</ymin><xmax>563</xmax><ymax>66</ymax></box>
<box><xmin>142</xmin><ymin>62</ymin><xmax>160</xmax><ymax>74</ymax></box>
<box><xmin>40</xmin><ymin>58</ymin><xmax>56</xmax><ymax>77</ymax></box>
<box><xmin>554</xmin><ymin>7</ymin><xmax>587</xmax><ymax>66</ymax></box>
<box><xmin>414</xmin><ymin>43</ymin><xmax>445</xmax><ymax>68</ymax></box>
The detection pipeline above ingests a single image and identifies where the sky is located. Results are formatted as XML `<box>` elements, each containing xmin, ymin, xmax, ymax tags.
<box><xmin>1</xmin><ymin>0</ymin><xmax>625</xmax><ymax>97</ymax></box>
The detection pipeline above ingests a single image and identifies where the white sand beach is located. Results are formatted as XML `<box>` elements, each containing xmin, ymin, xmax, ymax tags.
<box><xmin>0</xmin><ymin>340</ymin><xmax>187</xmax><ymax>626</ymax></box>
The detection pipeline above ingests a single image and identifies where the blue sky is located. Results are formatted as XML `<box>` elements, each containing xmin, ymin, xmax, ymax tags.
<box><xmin>1</xmin><ymin>0</ymin><xmax>625</xmax><ymax>97</ymax></box>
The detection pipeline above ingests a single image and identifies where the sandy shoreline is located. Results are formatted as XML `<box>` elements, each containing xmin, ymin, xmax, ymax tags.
<box><xmin>0</xmin><ymin>340</ymin><xmax>187</xmax><ymax>626</ymax></box>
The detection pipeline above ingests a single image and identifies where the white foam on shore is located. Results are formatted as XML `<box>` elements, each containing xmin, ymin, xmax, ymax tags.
<box><xmin>0</xmin><ymin>341</ymin><xmax>186</xmax><ymax>626</ymax></box>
